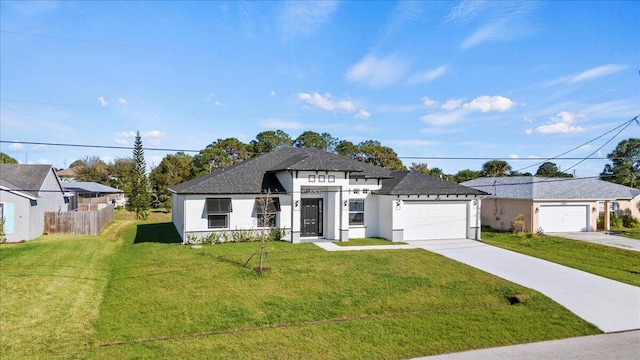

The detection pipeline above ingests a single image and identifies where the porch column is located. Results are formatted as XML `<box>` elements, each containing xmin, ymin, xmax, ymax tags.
<box><xmin>339</xmin><ymin>187</ymin><xmax>349</xmax><ymax>242</ymax></box>
<box><xmin>604</xmin><ymin>200</ymin><xmax>611</xmax><ymax>231</ymax></box>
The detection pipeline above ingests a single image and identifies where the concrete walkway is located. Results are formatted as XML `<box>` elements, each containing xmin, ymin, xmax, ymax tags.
<box><xmin>313</xmin><ymin>239</ymin><xmax>640</xmax><ymax>333</ymax></box>
<box><xmin>415</xmin><ymin>330</ymin><xmax>640</xmax><ymax>360</ymax></box>
<box><xmin>548</xmin><ymin>231</ymin><xmax>640</xmax><ymax>252</ymax></box>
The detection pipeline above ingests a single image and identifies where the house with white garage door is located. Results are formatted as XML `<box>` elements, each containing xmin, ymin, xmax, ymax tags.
<box><xmin>462</xmin><ymin>177</ymin><xmax>640</xmax><ymax>233</ymax></box>
<box><xmin>170</xmin><ymin>147</ymin><xmax>487</xmax><ymax>244</ymax></box>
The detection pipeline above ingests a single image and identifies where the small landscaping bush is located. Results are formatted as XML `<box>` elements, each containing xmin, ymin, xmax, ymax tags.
<box><xmin>186</xmin><ymin>228</ymin><xmax>288</xmax><ymax>245</ymax></box>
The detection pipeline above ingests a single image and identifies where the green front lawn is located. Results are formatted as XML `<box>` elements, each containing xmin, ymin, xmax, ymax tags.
<box><xmin>1</xmin><ymin>222</ymin><xmax>600</xmax><ymax>359</ymax></box>
<box><xmin>482</xmin><ymin>230</ymin><xmax>640</xmax><ymax>287</ymax></box>
<box><xmin>612</xmin><ymin>227</ymin><xmax>640</xmax><ymax>240</ymax></box>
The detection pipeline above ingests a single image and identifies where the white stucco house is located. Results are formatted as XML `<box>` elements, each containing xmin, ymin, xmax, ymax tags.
<box><xmin>169</xmin><ymin>147</ymin><xmax>487</xmax><ymax>244</ymax></box>
<box><xmin>0</xmin><ymin>164</ymin><xmax>68</xmax><ymax>242</ymax></box>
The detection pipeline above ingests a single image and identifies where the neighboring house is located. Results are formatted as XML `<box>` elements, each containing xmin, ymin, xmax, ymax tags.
<box><xmin>61</xmin><ymin>182</ymin><xmax>125</xmax><ymax>211</ymax></box>
<box><xmin>0</xmin><ymin>164</ymin><xmax>67</xmax><ymax>242</ymax></box>
<box><xmin>462</xmin><ymin>177</ymin><xmax>640</xmax><ymax>233</ymax></box>
<box><xmin>170</xmin><ymin>147</ymin><xmax>487</xmax><ymax>244</ymax></box>
<box><xmin>56</xmin><ymin>167</ymin><xmax>77</xmax><ymax>182</ymax></box>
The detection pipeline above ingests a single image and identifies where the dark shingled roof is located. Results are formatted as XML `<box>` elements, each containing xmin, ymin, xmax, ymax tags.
<box><xmin>379</xmin><ymin>171</ymin><xmax>489</xmax><ymax>196</ymax></box>
<box><xmin>170</xmin><ymin>147</ymin><xmax>392</xmax><ymax>195</ymax></box>
<box><xmin>0</xmin><ymin>164</ymin><xmax>55</xmax><ymax>197</ymax></box>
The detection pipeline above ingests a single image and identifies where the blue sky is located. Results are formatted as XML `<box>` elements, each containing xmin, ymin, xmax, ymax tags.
<box><xmin>1</xmin><ymin>1</ymin><xmax>638</xmax><ymax>177</ymax></box>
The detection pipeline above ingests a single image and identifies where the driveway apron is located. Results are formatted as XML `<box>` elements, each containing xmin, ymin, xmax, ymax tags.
<box><xmin>407</xmin><ymin>239</ymin><xmax>640</xmax><ymax>333</ymax></box>
<box><xmin>548</xmin><ymin>232</ymin><xmax>640</xmax><ymax>252</ymax></box>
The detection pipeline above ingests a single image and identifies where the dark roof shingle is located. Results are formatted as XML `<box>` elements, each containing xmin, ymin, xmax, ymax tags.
<box><xmin>0</xmin><ymin>164</ymin><xmax>54</xmax><ymax>197</ymax></box>
<box><xmin>379</xmin><ymin>171</ymin><xmax>488</xmax><ymax>196</ymax></box>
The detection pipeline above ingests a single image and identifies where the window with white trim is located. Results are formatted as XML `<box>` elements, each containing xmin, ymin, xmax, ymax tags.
<box><xmin>349</xmin><ymin>199</ymin><xmax>364</xmax><ymax>226</ymax></box>
<box><xmin>206</xmin><ymin>198</ymin><xmax>232</xmax><ymax>229</ymax></box>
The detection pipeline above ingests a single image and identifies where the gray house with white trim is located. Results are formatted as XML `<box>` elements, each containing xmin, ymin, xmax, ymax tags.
<box><xmin>170</xmin><ymin>147</ymin><xmax>487</xmax><ymax>244</ymax></box>
<box><xmin>0</xmin><ymin>164</ymin><xmax>68</xmax><ymax>242</ymax></box>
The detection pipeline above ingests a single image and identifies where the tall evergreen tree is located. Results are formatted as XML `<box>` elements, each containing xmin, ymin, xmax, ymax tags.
<box><xmin>126</xmin><ymin>131</ymin><xmax>150</xmax><ymax>219</ymax></box>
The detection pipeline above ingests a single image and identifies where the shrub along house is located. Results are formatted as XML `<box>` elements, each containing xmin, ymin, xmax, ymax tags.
<box><xmin>169</xmin><ymin>147</ymin><xmax>487</xmax><ymax>244</ymax></box>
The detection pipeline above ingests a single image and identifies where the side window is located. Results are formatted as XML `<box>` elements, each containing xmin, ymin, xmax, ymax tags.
<box><xmin>349</xmin><ymin>199</ymin><xmax>364</xmax><ymax>226</ymax></box>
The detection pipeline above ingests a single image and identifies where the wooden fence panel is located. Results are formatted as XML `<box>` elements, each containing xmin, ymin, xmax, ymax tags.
<box><xmin>44</xmin><ymin>204</ymin><xmax>114</xmax><ymax>235</ymax></box>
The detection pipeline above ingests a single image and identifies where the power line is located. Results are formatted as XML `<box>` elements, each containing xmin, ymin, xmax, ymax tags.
<box><xmin>512</xmin><ymin>115</ymin><xmax>639</xmax><ymax>173</ymax></box>
<box><xmin>3</xmin><ymin>173</ymin><xmax>634</xmax><ymax>195</ymax></box>
<box><xmin>0</xmin><ymin>140</ymin><xmax>619</xmax><ymax>160</ymax></box>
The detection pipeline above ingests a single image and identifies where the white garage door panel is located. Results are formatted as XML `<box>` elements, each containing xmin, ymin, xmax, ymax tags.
<box><xmin>539</xmin><ymin>205</ymin><xmax>589</xmax><ymax>232</ymax></box>
<box><xmin>403</xmin><ymin>202</ymin><xmax>467</xmax><ymax>240</ymax></box>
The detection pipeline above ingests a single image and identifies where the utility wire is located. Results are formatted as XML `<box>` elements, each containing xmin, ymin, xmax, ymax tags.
<box><xmin>512</xmin><ymin>115</ymin><xmax>639</xmax><ymax>173</ymax></box>
<box><xmin>4</xmin><ymin>173</ymin><xmax>634</xmax><ymax>195</ymax></box>
<box><xmin>0</xmin><ymin>140</ymin><xmax>619</xmax><ymax>160</ymax></box>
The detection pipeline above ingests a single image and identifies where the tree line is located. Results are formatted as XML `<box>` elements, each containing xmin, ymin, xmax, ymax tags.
<box><xmin>1</xmin><ymin>133</ymin><xmax>637</xmax><ymax>212</ymax></box>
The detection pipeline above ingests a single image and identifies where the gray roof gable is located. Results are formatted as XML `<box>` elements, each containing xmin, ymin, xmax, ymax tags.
<box><xmin>379</xmin><ymin>171</ymin><xmax>488</xmax><ymax>196</ymax></box>
<box><xmin>170</xmin><ymin>147</ymin><xmax>392</xmax><ymax>195</ymax></box>
<box><xmin>0</xmin><ymin>164</ymin><xmax>55</xmax><ymax>197</ymax></box>
<box><xmin>461</xmin><ymin>177</ymin><xmax>640</xmax><ymax>200</ymax></box>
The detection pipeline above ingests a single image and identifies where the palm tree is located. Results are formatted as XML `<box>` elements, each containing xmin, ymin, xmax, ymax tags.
<box><xmin>481</xmin><ymin>160</ymin><xmax>512</xmax><ymax>177</ymax></box>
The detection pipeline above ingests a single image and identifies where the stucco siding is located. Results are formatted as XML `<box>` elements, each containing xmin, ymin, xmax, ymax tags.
<box><xmin>482</xmin><ymin>199</ymin><xmax>534</xmax><ymax>231</ymax></box>
<box><xmin>0</xmin><ymin>192</ymin><xmax>31</xmax><ymax>242</ymax></box>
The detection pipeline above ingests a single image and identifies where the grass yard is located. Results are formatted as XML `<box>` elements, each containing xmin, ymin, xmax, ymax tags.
<box><xmin>334</xmin><ymin>238</ymin><xmax>406</xmax><ymax>246</ymax></box>
<box><xmin>482</xmin><ymin>230</ymin><xmax>640</xmax><ymax>287</ymax></box>
<box><xmin>1</xmin><ymin>221</ymin><xmax>601</xmax><ymax>359</ymax></box>
<box><xmin>612</xmin><ymin>227</ymin><xmax>640</xmax><ymax>240</ymax></box>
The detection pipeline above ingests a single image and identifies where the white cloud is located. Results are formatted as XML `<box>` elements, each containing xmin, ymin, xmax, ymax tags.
<box><xmin>270</xmin><ymin>91</ymin><xmax>276</xmax><ymax>96</ymax></box>
<box><xmin>279</xmin><ymin>1</ymin><xmax>337</xmax><ymax>39</ymax></box>
<box><xmin>118</xmin><ymin>97</ymin><xmax>127</xmax><ymax>104</ymax></box>
<box><xmin>97</xmin><ymin>96</ymin><xmax>107</xmax><ymax>107</ymax></box>
<box><xmin>410</xmin><ymin>65</ymin><xmax>448</xmax><ymax>83</ymax></box>
<box><xmin>143</xmin><ymin>130</ymin><xmax>168</xmax><ymax>146</ymax></box>
<box><xmin>525</xmin><ymin>128</ymin><xmax>533</xmax><ymax>135</ymax></box>
<box><xmin>421</xmin><ymin>96</ymin><xmax>438</xmax><ymax>108</ymax></box>
<box><xmin>298</xmin><ymin>92</ymin><xmax>356</xmax><ymax>113</ymax></box>
<box><xmin>441</xmin><ymin>99</ymin><xmax>463</xmax><ymax>110</ymax></box>
<box><xmin>345</xmin><ymin>54</ymin><xmax>407</xmax><ymax>89</ymax></box>
<box><xmin>116</xmin><ymin>131</ymin><xmax>136</xmax><ymax>138</ymax></box>
<box><xmin>534</xmin><ymin>111</ymin><xmax>585</xmax><ymax>134</ymax></box>
<box><xmin>463</xmin><ymin>95</ymin><xmax>516</xmax><ymax>112</ymax></box>
<box><xmin>114</xmin><ymin>138</ymin><xmax>128</xmax><ymax>145</ymax></box>
<box><xmin>570</xmin><ymin>64</ymin><xmax>627</xmax><ymax>83</ymax></box>
<box><xmin>421</xmin><ymin>109</ymin><xmax>467</xmax><ymax>126</ymax></box>
<box><xmin>356</xmin><ymin>109</ymin><xmax>371</xmax><ymax>119</ymax></box>
<box><xmin>456</xmin><ymin>2</ymin><xmax>539</xmax><ymax>50</ymax></box>
<box><xmin>9</xmin><ymin>142</ymin><xmax>24</xmax><ymax>151</ymax></box>
<box><xmin>214</xmin><ymin>101</ymin><xmax>222</xmax><ymax>106</ymax></box>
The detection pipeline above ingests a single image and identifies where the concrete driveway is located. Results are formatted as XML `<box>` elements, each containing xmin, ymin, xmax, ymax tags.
<box><xmin>548</xmin><ymin>232</ymin><xmax>640</xmax><ymax>252</ymax></box>
<box><xmin>415</xmin><ymin>330</ymin><xmax>640</xmax><ymax>360</ymax></box>
<box><xmin>407</xmin><ymin>239</ymin><xmax>640</xmax><ymax>333</ymax></box>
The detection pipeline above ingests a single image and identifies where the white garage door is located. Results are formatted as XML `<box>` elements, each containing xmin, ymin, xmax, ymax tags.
<box><xmin>538</xmin><ymin>205</ymin><xmax>589</xmax><ymax>232</ymax></box>
<box><xmin>402</xmin><ymin>202</ymin><xmax>467</xmax><ymax>240</ymax></box>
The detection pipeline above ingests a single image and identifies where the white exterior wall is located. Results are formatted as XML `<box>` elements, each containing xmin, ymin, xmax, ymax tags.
<box><xmin>376</xmin><ymin>195</ymin><xmax>396</xmax><ymax>241</ymax></box>
<box><xmin>179</xmin><ymin>193</ymin><xmax>292</xmax><ymax>243</ymax></box>
<box><xmin>347</xmin><ymin>178</ymin><xmax>382</xmax><ymax>239</ymax></box>
<box><xmin>291</xmin><ymin>170</ymin><xmax>350</xmax><ymax>242</ymax></box>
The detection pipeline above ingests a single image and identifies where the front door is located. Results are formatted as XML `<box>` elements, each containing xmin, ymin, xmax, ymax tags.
<box><xmin>301</xmin><ymin>198</ymin><xmax>323</xmax><ymax>237</ymax></box>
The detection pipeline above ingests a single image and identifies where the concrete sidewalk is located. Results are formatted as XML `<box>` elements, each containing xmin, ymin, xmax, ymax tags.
<box><xmin>408</xmin><ymin>239</ymin><xmax>640</xmax><ymax>333</ymax></box>
<box><xmin>414</xmin><ymin>330</ymin><xmax>640</xmax><ymax>360</ymax></box>
<box><xmin>549</xmin><ymin>231</ymin><xmax>640</xmax><ymax>252</ymax></box>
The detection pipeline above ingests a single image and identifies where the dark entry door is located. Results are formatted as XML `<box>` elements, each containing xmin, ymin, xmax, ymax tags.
<box><xmin>301</xmin><ymin>198</ymin><xmax>323</xmax><ymax>236</ymax></box>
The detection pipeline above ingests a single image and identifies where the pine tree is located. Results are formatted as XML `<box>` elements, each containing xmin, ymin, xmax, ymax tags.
<box><xmin>126</xmin><ymin>131</ymin><xmax>151</xmax><ymax>219</ymax></box>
